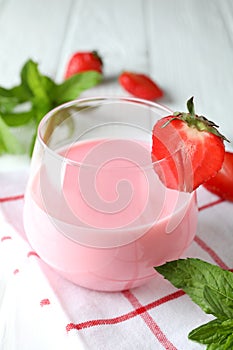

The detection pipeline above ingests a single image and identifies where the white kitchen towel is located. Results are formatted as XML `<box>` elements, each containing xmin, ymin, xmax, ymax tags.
<box><xmin>0</xmin><ymin>169</ymin><xmax>232</xmax><ymax>350</ymax></box>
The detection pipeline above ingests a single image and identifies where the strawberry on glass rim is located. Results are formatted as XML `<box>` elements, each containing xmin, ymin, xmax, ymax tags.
<box><xmin>152</xmin><ymin>97</ymin><xmax>229</xmax><ymax>192</ymax></box>
<box><xmin>203</xmin><ymin>151</ymin><xmax>233</xmax><ymax>202</ymax></box>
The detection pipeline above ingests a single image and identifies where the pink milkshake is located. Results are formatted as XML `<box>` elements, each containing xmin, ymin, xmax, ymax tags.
<box><xmin>23</xmin><ymin>97</ymin><xmax>198</xmax><ymax>291</ymax></box>
<box><xmin>24</xmin><ymin>137</ymin><xmax>197</xmax><ymax>291</ymax></box>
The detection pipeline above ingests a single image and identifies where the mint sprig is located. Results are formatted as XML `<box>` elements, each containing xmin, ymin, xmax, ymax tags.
<box><xmin>0</xmin><ymin>59</ymin><xmax>102</xmax><ymax>155</ymax></box>
<box><xmin>0</xmin><ymin>115</ymin><xmax>24</xmax><ymax>154</ymax></box>
<box><xmin>155</xmin><ymin>258</ymin><xmax>233</xmax><ymax>349</ymax></box>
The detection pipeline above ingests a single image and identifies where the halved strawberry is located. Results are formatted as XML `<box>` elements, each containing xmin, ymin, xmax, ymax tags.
<box><xmin>203</xmin><ymin>151</ymin><xmax>233</xmax><ymax>201</ymax></box>
<box><xmin>152</xmin><ymin>97</ymin><xmax>228</xmax><ymax>192</ymax></box>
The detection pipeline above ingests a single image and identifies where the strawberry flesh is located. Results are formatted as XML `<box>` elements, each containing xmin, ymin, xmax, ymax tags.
<box><xmin>203</xmin><ymin>151</ymin><xmax>233</xmax><ymax>202</ymax></box>
<box><xmin>152</xmin><ymin>98</ymin><xmax>227</xmax><ymax>192</ymax></box>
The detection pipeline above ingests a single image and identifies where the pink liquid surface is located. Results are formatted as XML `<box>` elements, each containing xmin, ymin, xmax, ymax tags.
<box><xmin>23</xmin><ymin>139</ymin><xmax>197</xmax><ymax>291</ymax></box>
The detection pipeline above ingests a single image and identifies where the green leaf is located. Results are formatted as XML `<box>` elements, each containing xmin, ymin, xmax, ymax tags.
<box><xmin>0</xmin><ymin>95</ymin><xmax>18</xmax><ymax>113</ymax></box>
<box><xmin>188</xmin><ymin>319</ymin><xmax>233</xmax><ymax>345</ymax></box>
<box><xmin>204</xmin><ymin>285</ymin><xmax>233</xmax><ymax>319</ymax></box>
<box><xmin>0</xmin><ymin>86</ymin><xmax>15</xmax><ymax>97</ymax></box>
<box><xmin>10</xmin><ymin>84</ymin><xmax>32</xmax><ymax>101</ymax></box>
<box><xmin>40</xmin><ymin>75</ymin><xmax>56</xmax><ymax>95</ymax></box>
<box><xmin>20</xmin><ymin>60</ymin><xmax>56</xmax><ymax>96</ymax></box>
<box><xmin>20</xmin><ymin>60</ymin><xmax>38</xmax><ymax>97</ymax></box>
<box><xmin>32</xmin><ymin>97</ymin><xmax>51</xmax><ymax>123</ymax></box>
<box><xmin>0</xmin><ymin>115</ymin><xmax>23</xmax><ymax>154</ymax></box>
<box><xmin>188</xmin><ymin>319</ymin><xmax>233</xmax><ymax>349</ymax></box>
<box><xmin>155</xmin><ymin>258</ymin><xmax>233</xmax><ymax>316</ymax></box>
<box><xmin>19</xmin><ymin>60</ymin><xmax>53</xmax><ymax>123</ymax></box>
<box><xmin>0</xmin><ymin>85</ymin><xmax>27</xmax><ymax>100</ymax></box>
<box><xmin>52</xmin><ymin>71</ymin><xmax>102</xmax><ymax>105</ymax></box>
<box><xmin>0</xmin><ymin>79</ymin><xmax>34</xmax><ymax>122</ymax></box>
<box><xmin>20</xmin><ymin>60</ymin><xmax>50</xmax><ymax>102</ymax></box>
<box><xmin>207</xmin><ymin>344</ymin><xmax>226</xmax><ymax>350</ymax></box>
<box><xmin>1</xmin><ymin>110</ymin><xmax>34</xmax><ymax>126</ymax></box>
<box><xmin>0</xmin><ymin>60</ymin><xmax>103</xmax><ymax>156</ymax></box>
<box><xmin>0</xmin><ymin>85</ymin><xmax>31</xmax><ymax>113</ymax></box>
<box><xmin>223</xmin><ymin>333</ymin><xmax>233</xmax><ymax>349</ymax></box>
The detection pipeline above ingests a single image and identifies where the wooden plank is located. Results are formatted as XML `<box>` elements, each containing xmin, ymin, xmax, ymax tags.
<box><xmin>0</xmin><ymin>0</ymin><xmax>232</xmax><ymax>157</ymax></box>
<box><xmin>55</xmin><ymin>0</ymin><xmax>158</xmax><ymax>134</ymax></box>
<box><xmin>0</xmin><ymin>0</ymin><xmax>73</xmax><ymax>86</ymax></box>
<box><xmin>56</xmin><ymin>0</ymin><xmax>148</xmax><ymax>75</ymax></box>
<box><xmin>56</xmin><ymin>0</ymin><xmax>148</xmax><ymax>97</ymax></box>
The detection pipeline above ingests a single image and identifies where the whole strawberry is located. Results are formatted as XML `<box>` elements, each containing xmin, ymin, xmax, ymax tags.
<box><xmin>152</xmin><ymin>97</ymin><xmax>228</xmax><ymax>192</ymax></box>
<box><xmin>65</xmin><ymin>51</ymin><xmax>103</xmax><ymax>79</ymax></box>
<box><xmin>119</xmin><ymin>71</ymin><xmax>163</xmax><ymax>100</ymax></box>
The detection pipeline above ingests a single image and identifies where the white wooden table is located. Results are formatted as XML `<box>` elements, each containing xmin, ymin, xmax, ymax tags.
<box><xmin>0</xmin><ymin>1</ymin><xmax>233</xmax><ymax>349</ymax></box>
<box><xmin>0</xmin><ymin>0</ymin><xmax>233</xmax><ymax>150</ymax></box>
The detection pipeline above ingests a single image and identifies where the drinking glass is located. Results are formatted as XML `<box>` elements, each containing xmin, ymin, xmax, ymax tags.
<box><xmin>23</xmin><ymin>97</ymin><xmax>197</xmax><ymax>292</ymax></box>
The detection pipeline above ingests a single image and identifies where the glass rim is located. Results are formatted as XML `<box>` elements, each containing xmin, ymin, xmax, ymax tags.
<box><xmin>37</xmin><ymin>96</ymin><xmax>182</xmax><ymax>169</ymax></box>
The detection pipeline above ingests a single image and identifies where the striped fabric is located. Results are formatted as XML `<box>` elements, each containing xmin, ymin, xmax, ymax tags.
<box><xmin>0</xmin><ymin>170</ymin><xmax>232</xmax><ymax>350</ymax></box>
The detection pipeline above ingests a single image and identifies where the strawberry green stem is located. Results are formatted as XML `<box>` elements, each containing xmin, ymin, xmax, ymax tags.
<box><xmin>163</xmin><ymin>97</ymin><xmax>230</xmax><ymax>143</ymax></box>
<box><xmin>187</xmin><ymin>96</ymin><xmax>195</xmax><ymax>117</ymax></box>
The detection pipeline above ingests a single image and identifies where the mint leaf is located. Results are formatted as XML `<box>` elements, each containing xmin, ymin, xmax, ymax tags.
<box><xmin>0</xmin><ymin>72</ymin><xmax>33</xmax><ymax>106</ymax></box>
<box><xmin>0</xmin><ymin>86</ymin><xmax>29</xmax><ymax>113</ymax></box>
<box><xmin>189</xmin><ymin>319</ymin><xmax>233</xmax><ymax>347</ymax></box>
<box><xmin>0</xmin><ymin>74</ymin><xmax>34</xmax><ymax>117</ymax></box>
<box><xmin>0</xmin><ymin>115</ymin><xmax>23</xmax><ymax>154</ymax></box>
<box><xmin>0</xmin><ymin>95</ymin><xmax>18</xmax><ymax>114</ymax></box>
<box><xmin>194</xmin><ymin>320</ymin><xmax>219</xmax><ymax>344</ymax></box>
<box><xmin>223</xmin><ymin>333</ymin><xmax>233</xmax><ymax>349</ymax></box>
<box><xmin>22</xmin><ymin>60</ymin><xmax>52</xmax><ymax>102</ymax></box>
<box><xmin>20</xmin><ymin>60</ymin><xmax>52</xmax><ymax>122</ymax></box>
<box><xmin>206</xmin><ymin>344</ymin><xmax>228</xmax><ymax>350</ymax></box>
<box><xmin>0</xmin><ymin>59</ymin><xmax>102</xmax><ymax>156</ymax></box>
<box><xmin>10</xmin><ymin>84</ymin><xmax>32</xmax><ymax>102</ymax></box>
<box><xmin>1</xmin><ymin>110</ymin><xmax>34</xmax><ymax>126</ymax></box>
<box><xmin>52</xmin><ymin>71</ymin><xmax>102</xmax><ymax>105</ymax></box>
<box><xmin>204</xmin><ymin>285</ymin><xmax>233</xmax><ymax>319</ymax></box>
<box><xmin>155</xmin><ymin>258</ymin><xmax>233</xmax><ymax>349</ymax></box>
<box><xmin>20</xmin><ymin>60</ymin><xmax>38</xmax><ymax>98</ymax></box>
<box><xmin>0</xmin><ymin>85</ymin><xmax>28</xmax><ymax>101</ymax></box>
<box><xmin>155</xmin><ymin>258</ymin><xmax>233</xmax><ymax>315</ymax></box>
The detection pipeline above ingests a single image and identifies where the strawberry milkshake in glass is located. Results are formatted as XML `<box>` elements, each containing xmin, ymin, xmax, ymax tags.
<box><xmin>23</xmin><ymin>97</ymin><xmax>197</xmax><ymax>292</ymax></box>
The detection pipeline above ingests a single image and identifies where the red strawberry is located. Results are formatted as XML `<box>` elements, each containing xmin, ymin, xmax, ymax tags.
<box><xmin>65</xmin><ymin>51</ymin><xmax>103</xmax><ymax>79</ymax></box>
<box><xmin>203</xmin><ymin>151</ymin><xmax>233</xmax><ymax>201</ymax></box>
<box><xmin>119</xmin><ymin>71</ymin><xmax>163</xmax><ymax>100</ymax></box>
<box><xmin>152</xmin><ymin>97</ymin><xmax>228</xmax><ymax>192</ymax></box>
